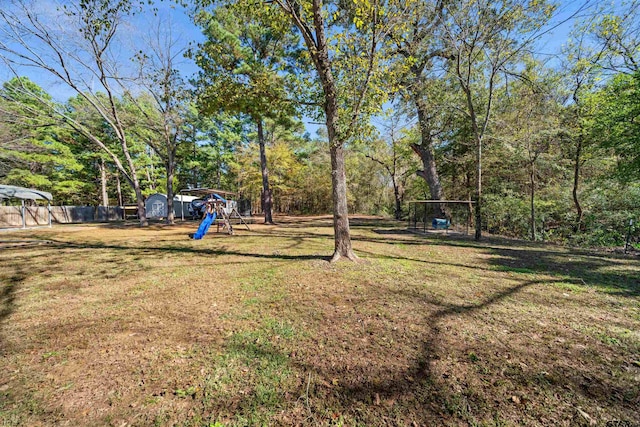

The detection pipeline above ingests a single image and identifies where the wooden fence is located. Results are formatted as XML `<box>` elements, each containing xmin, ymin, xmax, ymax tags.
<box><xmin>0</xmin><ymin>206</ymin><xmax>124</xmax><ymax>228</ymax></box>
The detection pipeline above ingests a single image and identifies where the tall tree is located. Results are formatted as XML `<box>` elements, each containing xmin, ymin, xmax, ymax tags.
<box><xmin>266</xmin><ymin>0</ymin><xmax>399</xmax><ymax>261</ymax></box>
<box><xmin>496</xmin><ymin>63</ymin><xmax>563</xmax><ymax>240</ymax></box>
<box><xmin>0</xmin><ymin>77</ymin><xmax>84</xmax><ymax>199</ymax></box>
<box><xmin>442</xmin><ymin>0</ymin><xmax>557</xmax><ymax>240</ymax></box>
<box><xmin>128</xmin><ymin>16</ymin><xmax>192</xmax><ymax>224</ymax></box>
<box><xmin>0</xmin><ymin>0</ymin><xmax>151</xmax><ymax>225</ymax></box>
<box><xmin>192</xmin><ymin>2</ymin><xmax>299</xmax><ymax>224</ymax></box>
<box><xmin>389</xmin><ymin>0</ymin><xmax>448</xmax><ymax>209</ymax></box>
<box><xmin>362</xmin><ymin>110</ymin><xmax>418</xmax><ymax>219</ymax></box>
<box><xmin>561</xmin><ymin>24</ymin><xmax>606</xmax><ymax>231</ymax></box>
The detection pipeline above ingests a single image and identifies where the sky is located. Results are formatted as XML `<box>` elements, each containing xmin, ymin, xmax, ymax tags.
<box><xmin>0</xmin><ymin>0</ymin><xmax>626</xmax><ymax>136</ymax></box>
<box><xmin>0</xmin><ymin>0</ymin><xmax>204</xmax><ymax>100</ymax></box>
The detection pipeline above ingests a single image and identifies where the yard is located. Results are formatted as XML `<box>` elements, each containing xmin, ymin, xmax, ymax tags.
<box><xmin>1</xmin><ymin>216</ymin><xmax>639</xmax><ymax>426</ymax></box>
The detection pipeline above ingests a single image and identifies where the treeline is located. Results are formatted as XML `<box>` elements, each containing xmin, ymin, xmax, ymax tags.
<box><xmin>0</xmin><ymin>0</ymin><xmax>638</xmax><ymax>248</ymax></box>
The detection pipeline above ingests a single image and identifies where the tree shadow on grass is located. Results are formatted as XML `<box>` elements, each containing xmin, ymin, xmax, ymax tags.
<box><xmin>0</xmin><ymin>268</ymin><xmax>25</xmax><ymax>325</ymax></box>
<box><xmin>292</xmin><ymin>272</ymin><xmax>639</xmax><ymax>425</ymax></box>
<box><xmin>285</xmin><ymin>279</ymin><xmax>543</xmax><ymax>425</ymax></box>
<box><xmin>0</xmin><ymin>267</ymin><xmax>28</xmax><ymax>355</ymax></box>
<box><xmin>367</xmin><ymin>228</ymin><xmax>640</xmax><ymax>297</ymax></box>
<box><xmin>41</xmin><ymin>238</ymin><xmax>331</xmax><ymax>263</ymax></box>
<box><xmin>486</xmin><ymin>245</ymin><xmax>640</xmax><ymax>297</ymax></box>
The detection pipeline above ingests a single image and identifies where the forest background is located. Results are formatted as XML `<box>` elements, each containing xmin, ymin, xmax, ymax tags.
<box><xmin>0</xmin><ymin>0</ymin><xmax>639</xmax><ymax>248</ymax></box>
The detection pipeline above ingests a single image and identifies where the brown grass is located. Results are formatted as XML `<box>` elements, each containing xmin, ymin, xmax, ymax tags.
<box><xmin>1</xmin><ymin>216</ymin><xmax>639</xmax><ymax>426</ymax></box>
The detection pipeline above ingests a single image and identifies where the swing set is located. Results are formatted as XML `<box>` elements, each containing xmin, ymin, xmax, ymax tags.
<box><xmin>179</xmin><ymin>188</ymin><xmax>251</xmax><ymax>238</ymax></box>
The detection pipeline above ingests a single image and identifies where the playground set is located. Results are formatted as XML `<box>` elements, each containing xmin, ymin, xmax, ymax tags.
<box><xmin>181</xmin><ymin>189</ymin><xmax>251</xmax><ymax>239</ymax></box>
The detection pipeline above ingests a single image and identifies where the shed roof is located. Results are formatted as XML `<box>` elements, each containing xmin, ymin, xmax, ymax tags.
<box><xmin>146</xmin><ymin>193</ymin><xmax>199</xmax><ymax>203</ymax></box>
<box><xmin>0</xmin><ymin>184</ymin><xmax>53</xmax><ymax>202</ymax></box>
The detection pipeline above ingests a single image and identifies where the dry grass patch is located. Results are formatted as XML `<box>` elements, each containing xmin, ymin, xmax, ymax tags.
<box><xmin>1</xmin><ymin>216</ymin><xmax>639</xmax><ymax>426</ymax></box>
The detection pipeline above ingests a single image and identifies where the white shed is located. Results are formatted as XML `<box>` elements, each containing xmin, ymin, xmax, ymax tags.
<box><xmin>145</xmin><ymin>193</ymin><xmax>197</xmax><ymax>219</ymax></box>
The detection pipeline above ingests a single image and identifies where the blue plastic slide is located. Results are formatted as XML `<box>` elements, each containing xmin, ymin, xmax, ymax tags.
<box><xmin>193</xmin><ymin>211</ymin><xmax>217</xmax><ymax>239</ymax></box>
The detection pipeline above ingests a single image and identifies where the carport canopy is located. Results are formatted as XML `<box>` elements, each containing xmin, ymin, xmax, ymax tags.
<box><xmin>0</xmin><ymin>184</ymin><xmax>53</xmax><ymax>202</ymax></box>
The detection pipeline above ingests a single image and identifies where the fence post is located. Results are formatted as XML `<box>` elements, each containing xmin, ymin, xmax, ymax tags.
<box><xmin>625</xmin><ymin>219</ymin><xmax>634</xmax><ymax>254</ymax></box>
<box><xmin>423</xmin><ymin>202</ymin><xmax>426</xmax><ymax>233</ymax></box>
<box><xmin>407</xmin><ymin>202</ymin><xmax>410</xmax><ymax>229</ymax></box>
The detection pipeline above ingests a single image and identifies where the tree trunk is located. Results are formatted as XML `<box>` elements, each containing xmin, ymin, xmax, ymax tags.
<box><xmin>474</xmin><ymin>136</ymin><xmax>482</xmax><ymax>241</ymax></box>
<box><xmin>323</xmin><ymin>64</ymin><xmax>356</xmax><ymax>262</ymax></box>
<box><xmin>134</xmin><ymin>186</ymin><xmax>147</xmax><ymax>226</ymax></box>
<box><xmin>257</xmin><ymin>118</ymin><xmax>274</xmax><ymax>224</ymax></box>
<box><xmin>393</xmin><ymin>182</ymin><xmax>402</xmax><ymax>220</ymax></box>
<box><xmin>572</xmin><ymin>135</ymin><xmax>583</xmax><ymax>231</ymax></box>
<box><xmin>305</xmin><ymin>0</ymin><xmax>356</xmax><ymax>262</ymax></box>
<box><xmin>329</xmin><ymin>141</ymin><xmax>355</xmax><ymax>262</ymax></box>
<box><xmin>411</xmin><ymin>91</ymin><xmax>444</xmax><ymax>209</ymax></box>
<box><xmin>165</xmin><ymin>148</ymin><xmax>175</xmax><ymax>225</ymax></box>
<box><xmin>99</xmin><ymin>157</ymin><xmax>109</xmax><ymax>207</ymax></box>
<box><xmin>124</xmin><ymin>155</ymin><xmax>147</xmax><ymax>226</ymax></box>
<box><xmin>116</xmin><ymin>171</ymin><xmax>123</xmax><ymax>207</ymax></box>
<box><xmin>530</xmin><ymin>161</ymin><xmax>536</xmax><ymax>241</ymax></box>
<box><xmin>462</xmin><ymin>82</ymin><xmax>482</xmax><ymax>241</ymax></box>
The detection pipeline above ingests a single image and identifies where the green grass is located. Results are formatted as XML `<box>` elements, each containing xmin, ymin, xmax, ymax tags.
<box><xmin>0</xmin><ymin>217</ymin><xmax>639</xmax><ymax>426</ymax></box>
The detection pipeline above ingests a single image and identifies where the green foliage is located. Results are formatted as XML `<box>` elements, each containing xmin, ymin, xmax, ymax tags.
<box><xmin>0</xmin><ymin>78</ymin><xmax>85</xmax><ymax>202</ymax></box>
<box><xmin>588</xmin><ymin>71</ymin><xmax>640</xmax><ymax>181</ymax></box>
<box><xmin>192</xmin><ymin>2</ymin><xmax>300</xmax><ymax>123</ymax></box>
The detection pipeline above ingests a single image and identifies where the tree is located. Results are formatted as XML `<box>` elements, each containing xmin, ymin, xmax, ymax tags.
<box><xmin>495</xmin><ymin>63</ymin><xmax>564</xmax><ymax>240</ymax></box>
<box><xmin>266</xmin><ymin>0</ymin><xmax>401</xmax><ymax>261</ymax></box>
<box><xmin>0</xmin><ymin>77</ymin><xmax>84</xmax><ymax>200</ymax></box>
<box><xmin>0</xmin><ymin>0</ymin><xmax>151</xmax><ymax>225</ymax></box>
<box><xmin>561</xmin><ymin>24</ymin><xmax>606</xmax><ymax>231</ymax></box>
<box><xmin>362</xmin><ymin>110</ymin><xmax>417</xmax><ymax>219</ymax></box>
<box><xmin>591</xmin><ymin>0</ymin><xmax>640</xmax><ymax>75</ymax></box>
<box><xmin>128</xmin><ymin>21</ymin><xmax>191</xmax><ymax>224</ymax></box>
<box><xmin>388</xmin><ymin>0</ymin><xmax>449</xmax><ymax>211</ymax></box>
<box><xmin>442</xmin><ymin>0</ymin><xmax>557</xmax><ymax>240</ymax></box>
<box><xmin>192</xmin><ymin>2</ymin><xmax>299</xmax><ymax>224</ymax></box>
<box><xmin>589</xmin><ymin>71</ymin><xmax>640</xmax><ymax>181</ymax></box>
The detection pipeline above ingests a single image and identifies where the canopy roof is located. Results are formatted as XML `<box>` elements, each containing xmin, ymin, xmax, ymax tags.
<box><xmin>178</xmin><ymin>188</ymin><xmax>237</xmax><ymax>199</ymax></box>
<box><xmin>0</xmin><ymin>184</ymin><xmax>53</xmax><ymax>202</ymax></box>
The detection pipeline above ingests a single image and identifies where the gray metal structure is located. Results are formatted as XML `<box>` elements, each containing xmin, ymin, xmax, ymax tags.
<box><xmin>0</xmin><ymin>184</ymin><xmax>53</xmax><ymax>229</ymax></box>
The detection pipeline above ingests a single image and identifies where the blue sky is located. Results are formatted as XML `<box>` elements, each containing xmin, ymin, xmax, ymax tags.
<box><xmin>0</xmin><ymin>0</ymin><xmax>623</xmax><ymax>136</ymax></box>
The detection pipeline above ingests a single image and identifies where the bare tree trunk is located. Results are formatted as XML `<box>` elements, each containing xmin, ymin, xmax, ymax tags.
<box><xmin>393</xmin><ymin>182</ymin><xmax>402</xmax><ymax>220</ymax></box>
<box><xmin>530</xmin><ymin>161</ymin><xmax>536</xmax><ymax>241</ymax></box>
<box><xmin>99</xmin><ymin>158</ymin><xmax>109</xmax><ymax>207</ymax></box>
<box><xmin>284</xmin><ymin>0</ymin><xmax>356</xmax><ymax>262</ymax></box>
<box><xmin>329</xmin><ymin>141</ymin><xmax>355</xmax><ymax>262</ymax></box>
<box><xmin>572</xmin><ymin>135</ymin><xmax>583</xmax><ymax>231</ymax></box>
<box><xmin>319</xmin><ymin>51</ymin><xmax>357</xmax><ymax>261</ymax></box>
<box><xmin>257</xmin><ymin>118</ymin><xmax>274</xmax><ymax>224</ymax></box>
<box><xmin>116</xmin><ymin>172</ymin><xmax>123</xmax><ymax>207</ymax></box>
<box><xmin>474</xmin><ymin>136</ymin><xmax>482</xmax><ymax>241</ymax></box>
<box><xmin>165</xmin><ymin>149</ymin><xmax>176</xmax><ymax>224</ymax></box>
<box><xmin>411</xmin><ymin>91</ymin><xmax>444</xmax><ymax>208</ymax></box>
<box><xmin>324</xmin><ymin>77</ymin><xmax>356</xmax><ymax>261</ymax></box>
<box><xmin>460</xmin><ymin>81</ymin><xmax>483</xmax><ymax>241</ymax></box>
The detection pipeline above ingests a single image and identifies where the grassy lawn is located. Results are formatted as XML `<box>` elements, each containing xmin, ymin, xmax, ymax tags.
<box><xmin>1</xmin><ymin>216</ymin><xmax>639</xmax><ymax>426</ymax></box>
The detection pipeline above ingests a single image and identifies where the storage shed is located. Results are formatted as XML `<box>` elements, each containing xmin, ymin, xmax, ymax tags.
<box><xmin>145</xmin><ymin>193</ymin><xmax>197</xmax><ymax>219</ymax></box>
